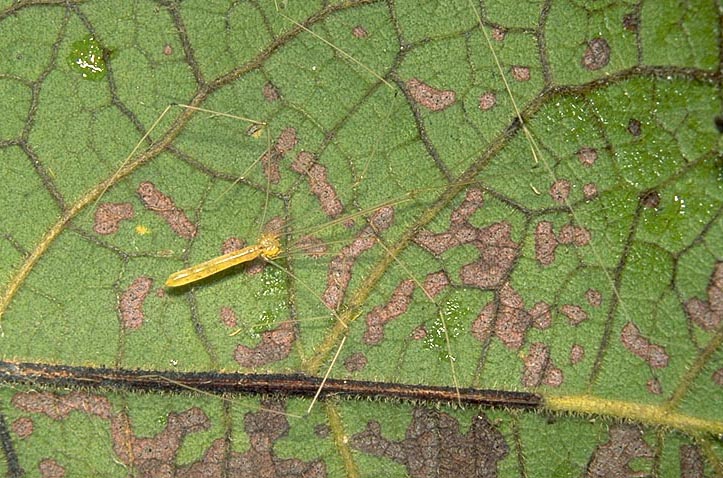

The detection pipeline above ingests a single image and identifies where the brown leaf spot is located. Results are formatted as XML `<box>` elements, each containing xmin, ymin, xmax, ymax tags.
<box><xmin>219</xmin><ymin>306</ymin><xmax>238</xmax><ymax>328</ymax></box>
<box><xmin>583</xmin><ymin>183</ymin><xmax>598</xmax><ymax>200</ymax></box>
<box><xmin>620</xmin><ymin>322</ymin><xmax>669</xmax><ymax>368</ymax></box>
<box><xmin>137</xmin><ymin>182</ymin><xmax>196</xmax><ymax>239</ymax></box>
<box><xmin>627</xmin><ymin>118</ymin><xmax>642</xmax><ymax>137</ymax></box>
<box><xmin>422</xmin><ymin>271</ymin><xmax>449</xmax><ymax>298</ymax></box>
<box><xmin>623</xmin><ymin>12</ymin><xmax>640</xmax><ymax>32</ymax></box>
<box><xmin>640</xmin><ymin>190</ymin><xmax>661</xmax><ymax>209</ymax></box>
<box><xmin>112</xmin><ymin>407</ymin><xmax>210</xmax><ymax>476</ymax></box>
<box><xmin>478</xmin><ymin>91</ymin><xmax>496</xmax><ymax>111</ymax></box>
<box><xmin>713</xmin><ymin>368</ymin><xmax>723</xmax><ymax>386</ymax></box>
<box><xmin>586</xmin><ymin>425</ymin><xmax>653</xmax><ymax>478</ymax></box>
<box><xmin>12</xmin><ymin>391</ymin><xmax>112</xmax><ymax>420</ymax></box>
<box><xmin>415</xmin><ymin>190</ymin><xmax>518</xmax><ymax>289</ymax></box>
<box><xmin>510</xmin><ymin>66</ymin><xmax>530</xmax><ymax>81</ymax></box>
<box><xmin>262</xmin><ymin>82</ymin><xmax>281</xmax><ymax>101</ymax></box>
<box><xmin>260</xmin><ymin>127</ymin><xmax>298</xmax><ymax>184</ymax></box>
<box><xmin>351</xmin><ymin>408</ymin><xmax>508</xmax><ymax>478</ymax></box>
<box><xmin>680</xmin><ymin>444</ymin><xmax>704</xmax><ymax>478</ymax></box>
<box><xmin>459</xmin><ymin>222</ymin><xmax>519</xmax><ymax>289</ymax></box>
<box><xmin>11</xmin><ymin>417</ymin><xmax>33</xmax><ymax>439</ymax></box>
<box><xmin>294</xmin><ymin>235</ymin><xmax>328</xmax><ymax>258</ymax></box>
<box><xmin>352</xmin><ymin>25</ymin><xmax>368</xmax><ymax>38</ymax></box>
<box><xmin>522</xmin><ymin>342</ymin><xmax>563</xmax><ymax>387</ymax></box>
<box><xmin>684</xmin><ymin>262</ymin><xmax>722</xmax><ymax>331</ymax></box>
<box><xmin>411</xmin><ymin>325</ymin><xmax>427</xmax><ymax>340</ymax></box>
<box><xmin>322</xmin><ymin>207</ymin><xmax>394</xmax><ymax>310</ymax></box>
<box><xmin>162</xmin><ymin>44</ymin><xmax>173</xmax><ymax>56</ymax></box>
<box><xmin>494</xmin><ymin>284</ymin><xmax>532</xmax><ymax>349</ymax></box>
<box><xmin>549</xmin><ymin>179</ymin><xmax>571</xmax><ymax>204</ymax></box>
<box><xmin>471</xmin><ymin>303</ymin><xmax>495</xmax><ymax>343</ymax></box>
<box><xmin>558</xmin><ymin>223</ymin><xmax>591</xmax><ymax>246</ymax></box>
<box><xmin>93</xmin><ymin>202</ymin><xmax>134</xmax><ymax>235</ymax></box>
<box><xmin>364</xmin><ymin>280</ymin><xmax>415</xmax><ymax>345</ymax></box>
<box><xmin>534</xmin><ymin>221</ymin><xmax>557</xmax><ymax>266</ymax></box>
<box><xmin>39</xmin><ymin>458</ymin><xmax>65</xmax><ymax>478</ymax></box>
<box><xmin>119</xmin><ymin>276</ymin><xmax>153</xmax><ymax>330</ymax></box>
<box><xmin>646</xmin><ymin>377</ymin><xmax>662</xmax><ymax>395</ymax></box>
<box><xmin>530</xmin><ymin>302</ymin><xmax>551</xmax><ymax>329</ymax></box>
<box><xmin>492</xmin><ymin>27</ymin><xmax>506</xmax><ymax>41</ymax></box>
<box><xmin>291</xmin><ymin>151</ymin><xmax>344</xmax><ymax>218</ymax></box>
<box><xmin>570</xmin><ymin>344</ymin><xmax>585</xmax><ymax>365</ymax></box>
<box><xmin>581</xmin><ymin>38</ymin><xmax>610</xmax><ymax>70</ymax></box>
<box><xmin>577</xmin><ymin>147</ymin><xmax>598</xmax><ymax>167</ymax></box>
<box><xmin>585</xmin><ymin>289</ymin><xmax>602</xmax><ymax>307</ymax></box>
<box><xmin>406</xmin><ymin>78</ymin><xmax>456</xmax><ymax>111</ymax></box>
<box><xmin>344</xmin><ymin>352</ymin><xmax>368</xmax><ymax>372</ymax></box>
<box><xmin>235</xmin><ymin>320</ymin><xmax>295</xmax><ymax>368</ymax></box>
<box><xmin>561</xmin><ymin>304</ymin><xmax>589</xmax><ymax>326</ymax></box>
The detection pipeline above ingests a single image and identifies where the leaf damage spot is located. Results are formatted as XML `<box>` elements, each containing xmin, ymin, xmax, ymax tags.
<box><xmin>510</xmin><ymin>66</ymin><xmax>530</xmax><ymax>82</ymax></box>
<box><xmin>12</xmin><ymin>391</ymin><xmax>112</xmax><ymax>420</ymax></box>
<box><xmin>39</xmin><ymin>458</ymin><xmax>65</xmax><ymax>478</ymax></box>
<box><xmin>293</xmin><ymin>235</ymin><xmax>328</xmax><ymax>258</ymax></box>
<box><xmin>549</xmin><ymin>179</ymin><xmax>571</xmax><ymax>204</ymax></box>
<box><xmin>263</xmin><ymin>82</ymin><xmax>281</xmax><ymax>101</ymax></box>
<box><xmin>586</xmin><ymin>425</ymin><xmax>653</xmax><ymax>478</ymax></box>
<box><xmin>492</xmin><ymin>27</ymin><xmax>506</xmax><ymax>41</ymax></box>
<box><xmin>577</xmin><ymin>147</ymin><xmax>598</xmax><ymax>167</ymax></box>
<box><xmin>560</xmin><ymin>304</ymin><xmax>589</xmax><ymax>326</ymax></box>
<box><xmin>93</xmin><ymin>202</ymin><xmax>134</xmax><ymax>235</ymax></box>
<box><xmin>581</xmin><ymin>38</ymin><xmax>611</xmax><ymax>71</ymax></box>
<box><xmin>471</xmin><ymin>284</ymin><xmax>550</xmax><ymax>350</ymax></box>
<box><xmin>13</xmin><ymin>391</ymin><xmax>324</xmax><ymax>476</ymax></box>
<box><xmin>263</xmin><ymin>127</ymin><xmax>298</xmax><ymax>184</ymax></box>
<box><xmin>680</xmin><ymin>444</ymin><xmax>704</xmax><ymax>478</ymax></box>
<box><xmin>570</xmin><ymin>344</ymin><xmax>585</xmax><ymax>365</ymax></box>
<box><xmin>620</xmin><ymin>322</ymin><xmax>669</xmax><ymax>369</ymax></box>
<box><xmin>220</xmin><ymin>306</ymin><xmax>238</xmax><ymax>328</ymax></box>
<box><xmin>415</xmin><ymin>189</ymin><xmax>520</xmax><ymax>290</ymax></box>
<box><xmin>647</xmin><ymin>377</ymin><xmax>662</xmax><ymax>395</ymax></box>
<box><xmin>522</xmin><ymin>342</ymin><xmax>563</xmax><ymax>387</ymax></box>
<box><xmin>623</xmin><ymin>12</ymin><xmax>640</xmax><ymax>32</ymax></box>
<box><xmin>534</xmin><ymin>221</ymin><xmax>590</xmax><ymax>266</ymax></box>
<box><xmin>640</xmin><ymin>190</ymin><xmax>661</xmax><ymax>209</ymax></box>
<box><xmin>406</xmin><ymin>78</ymin><xmax>456</xmax><ymax>111</ymax></box>
<box><xmin>352</xmin><ymin>25</ymin><xmax>368</xmax><ymax>38</ymax></box>
<box><xmin>137</xmin><ymin>182</ymin><xmax>197</xmax><ymax>239</ymax></box>
<box><xmin>585</xmin><ymin>288</ymin><xmax>602</xmax><ymax>307</ymax></box>
<box><xmin>344</xmin><ymin>351</ymin><xmax>368</xmax><ymax>372</ymax></box>
<box><xmin>364</xmin><ymin>279</ymin><xmax>415</xmax><ymax>345</ymax></box>
<box><xmin>478</xmin><ymin>91</ymin><xmax>497</xmax><ymax>111</ymax></box>
<box><xmin>11</xmin><ymin>417</ymin><xmax>33</xmax><ymax>439</ymax></box>
<box><xmin>583</xmin><ymin>183</ymin><xmax>598</xmax><ymax>200</ymax></box>
<box><xmin>162</xmin><ymin>44</ymin><xmax>173</xmax><ymax>56</ymax></box>
<box><xmin>119</xmin><ymin>276</ymin><xmax>154</xmax><ymax>330</ymax></box>
<box><xmin>351</xmin><ymin>407</ymin><xmax>508</xmax><ymax>478</ymax></box>
<box><xmin>627</xmin><ymin>118</ymin><xmax>642</xmax><ymax>137</ymax></box>
<box><xmin>234</xmin><ymin>319</ymin><xmax>295</xmax><ymax>368</ymax></box>
<box><xmin>684</xmin><ymin>262</ymin><xmax>722</xmax><ymax>331</ymax></box>
<box><xmin>291</xmin><ymin>151</ymin><xmax>344</xmax><ymax>218</ymax></box>
<box><xmin>322</xmin><ymin>206</ymin><xmax>395</xmax><ymax>310</ymax></box>
<box><xmin>713</xmin><ymin>368</ymin><xmax>723</xmax><ymax>387</ymax></box>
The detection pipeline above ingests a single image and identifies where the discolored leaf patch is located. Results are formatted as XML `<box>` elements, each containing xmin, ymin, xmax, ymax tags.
<box><xmin>351</xmin><ymin>407</ymin><xmax>508</xmax><ymax>478</ymax></box>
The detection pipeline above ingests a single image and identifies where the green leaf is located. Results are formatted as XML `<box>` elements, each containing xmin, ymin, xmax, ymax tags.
<box><xmin>1</xmin><ymin>1</ymin><xmax>722</xmax><ymax>476</ymax></box>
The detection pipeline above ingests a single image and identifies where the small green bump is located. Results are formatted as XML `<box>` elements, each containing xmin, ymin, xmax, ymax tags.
<box><xmin>67</xmin><ymin>35</ymin><xmax>107</xmax><ymax>81</ymax></box>
<box><xmin>423</xmin><ymin>297</ymin><xmax>468</xmax><ymax>362</ymax></box>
